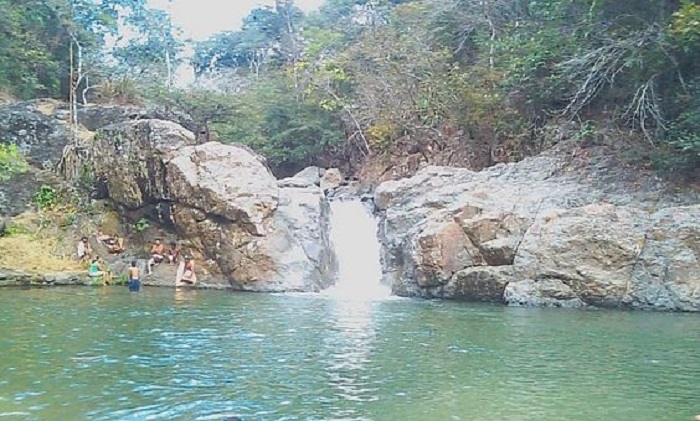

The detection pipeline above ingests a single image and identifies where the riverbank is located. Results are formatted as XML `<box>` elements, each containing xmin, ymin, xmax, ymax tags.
<box><xmin>0</xmin><ymin>269</ymin><xmax>233</xmax><ymax>290</ymax></box>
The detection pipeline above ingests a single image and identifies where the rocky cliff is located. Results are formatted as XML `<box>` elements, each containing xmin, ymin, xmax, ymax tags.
<box><xmin>375</xmin><ymin>153</ymin><xmax>700</xmax><ymax>311</ymax></box>
<box><xmin>86</xmin><ymin>119</ymin><xmax>337</xmax><ymax>292</ymax></box>
<box><xmin>0</xmin><ymin>100</ymin><xmax>195</xmax><ymax>216</ymax></box>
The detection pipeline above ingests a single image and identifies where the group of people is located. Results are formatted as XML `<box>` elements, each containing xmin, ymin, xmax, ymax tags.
<box><xmin>77</xmin><ymin>233</ymin><xmax>118</xmax><ymax>285</ymax></box>
<box><xmin>77</xmin><ymin>233</ymin><xmax>197</xmax><ymax>292</ymax></box>
<box><xmin>147</xmin><ymin>238</ymin><xmax>197</xmax><ymax>287</ymax></box>
<box><xmin>77</xmin><ymin>231</ymin><xmax>125</xmax><ymax>261</ymax></box>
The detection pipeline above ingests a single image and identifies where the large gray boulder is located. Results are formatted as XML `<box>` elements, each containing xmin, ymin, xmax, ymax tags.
<box><xmin>0</xmin><ymin>100</ymin><xmax>198</xmax><ymax>215</ymax></box>
<box><xmin>92</xmin><ymin>119</ymin><xmax>197</xmax><ymax>208</ymax></box>
<box><xmin>292</xmin><ymin>166</ymin><xmax>322</xmax><ymax>186</ymax></box>
<box><xmin>375</xmin><ymin>155</ymin><xmax>700</xmax><ymax>311</ymax></box>
<box><xmin>0</xmin><ymin>99</ymin><xmax>71</xmax><ymax>167</ymax></box>
<box><xmin>0</xmin><ymin>100</ymin><xmax>196</xmax><ymax>168</ymax></box>
<box><xmin>90</xmin><ymin>120</ymin><xmax>337</xmax><ymax>292</ymax></box>
<box><xmin>77</xmin><ymin>104</ymin><xmax>196</xmax><ymax>133</ymax></box>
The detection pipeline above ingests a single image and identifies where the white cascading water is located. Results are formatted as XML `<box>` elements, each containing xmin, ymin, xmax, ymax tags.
<box><xmin>324</xmin><ymin>199</ymin><xmax>392</xmax><ymax>300</ymax></box>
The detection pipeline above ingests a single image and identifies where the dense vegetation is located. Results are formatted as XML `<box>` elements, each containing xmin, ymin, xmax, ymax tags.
<box><xmin>0</xmin><ymin>0</ymin><xmax>179</xmax><ymax>101</ymax></box>
<box><xmin>1</xmin><ymin>0</ymin><xmax>698</xmax><ymax>175</ymax></box>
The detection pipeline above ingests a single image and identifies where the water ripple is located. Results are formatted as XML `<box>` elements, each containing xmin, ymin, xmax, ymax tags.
<box><xmin>0</xmin><ymin>288</ymin><xmax>698</xmax><ymax>421</ymax></box>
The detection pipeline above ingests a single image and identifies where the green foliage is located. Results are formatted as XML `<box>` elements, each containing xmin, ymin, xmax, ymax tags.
<box><xmin>215</xmin><ymin>79</ymin><xmax>344</xmax><ymax>169</ymax></box>
<box><xmin>79</xmin><ymin>162</ymin><xmax>94</xmax><ymax>191</ymax></box>
<box><xmin>665</xmin><ymin>80</ymin><xmax>700</xmax><ymax>170</ymax></box>
<box><xmin>0</xmin><ymin>144</ymin><xmax>28</xmax><ymax>181</ymax></box>
<box><xmin>0</xmin><ymin>0</ymin><xmax>180</xmax><ymax>100</ymax></box>
<box><xmin>669</xmin><ymin>2</ymin><xmax>700</xmax><ymax>50</ymax></box>
<box><xmin>60</xmin><ymin>212</ymin><xmax>77</xmax><ymax>228</ymax></box>
<box><xmin>3</xmin><ymin>223</ymin><xmax>29</xmax><ymax>236</ymax></box>
<box><xmin>134</xmin><ymin>218</ymin><xmax>149</xmax><ymax>233</ymax></box>
<box><xmin>0</xmin><ymin>0</ymin><xmax>67</xmax><ymax>98</ymax></box>
<box><xmin>259</xmin><ymin>94</ymin><xmax>344</xmax><ymax>167</ymax></box>
<box><xmin>3</xmin><ymin>0</ymin><xmax>697</xmax><ymax>174</ymax></box>
<box><xmin>35</xmin><ymin>185</ymin><xmax>58</xmax><ymax>211</ymax></box>
<box><xmin>193</xmin><ymin>2</ymin><xmax>304</xmax><ymax>75</ymax></box>
<box><xmin>113</xmin><ymin>274</ymin><xmax>129</xmax><ymax>286</ymax></box>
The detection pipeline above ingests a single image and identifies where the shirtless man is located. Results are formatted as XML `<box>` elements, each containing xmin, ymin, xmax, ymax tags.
<box><xmin>128</xmin><ymin>261</ymin><xmax>140</xmax><ymax>292</ymax></box>
<box><xmin>166</xmin><ymin>242</ymin><xmax>182</xmax><ymax>264</ymax></box>
<box><xmin>147</xmin><ymin>239</ymin><xmax>165</xmax><ymax>275</ymax></box>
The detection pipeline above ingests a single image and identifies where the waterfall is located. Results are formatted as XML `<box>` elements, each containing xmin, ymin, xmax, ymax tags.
<box><xmin>325</xmin><ymin>199</ymin><xmax>391</xmax><ymax>300</ymax></box>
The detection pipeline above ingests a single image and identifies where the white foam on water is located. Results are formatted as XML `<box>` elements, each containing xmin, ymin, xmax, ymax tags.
<box><xmin>323</xmin><ymin>199</ymin><xmax>392</xmax><ymax>301</ymax></box>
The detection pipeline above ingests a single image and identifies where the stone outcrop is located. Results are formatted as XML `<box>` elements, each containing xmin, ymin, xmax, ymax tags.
<box><xmin>321</xmin><ymin>168</ymin><xmax>343</xmax><ymax>192</ymax></box>
<box><xmin>375</xmin><ymin>155</ymin><xmax>700</xmax><ymax>311</ymax></box>
<box><xmin>0</xmin><ymin>99</ymin><xmax>71</xmax><ymax>167</ymax></box>
<box><xmin>292</xmin><ymin>166</ymin><xmax>322</xmax><ymax>186</ymax></box>
<box><xmin>77</xmin><ymin>104</ymin><xmax>196</xmax><ymax>133</ymax></box>
<box><xmin>0</xmin><ymin>99</ymin><xmax>198</xmax><ymax>216</ymax></box>
<box><xmin>0</xmin><ymin>269</ymin><xmax>89</xmax><ymax>287</ymax></box>
<box><xmin>92</xmin><ymin>119</ymin><xmax>198</xmax><ymax>208</ymax></box>
<box><xmin>0</xmin><ymin>99</ymin><xmax>196</xmax><ymax>168</ymax></box>
<box><xmin>89</xmin><ymin>120</ymin><xmax>337</xmax><ymax>292</ymax></box>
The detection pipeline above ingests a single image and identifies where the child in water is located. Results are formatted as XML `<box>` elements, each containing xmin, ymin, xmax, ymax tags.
<box><xmin>128</xmin><ymin>261</ymin><xmax>140</xmax><ymax>292</ymax></box>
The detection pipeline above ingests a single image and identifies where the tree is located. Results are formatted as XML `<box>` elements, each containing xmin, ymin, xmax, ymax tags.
<box><xmin>113</xmin><ymin>7</ymin><xmax>184</xmax><ymax>88</ymax></box>
<box><xmin>0</xmin><ymin>0</ymin><xmax>69</xmax><ymax>98</ymax></box>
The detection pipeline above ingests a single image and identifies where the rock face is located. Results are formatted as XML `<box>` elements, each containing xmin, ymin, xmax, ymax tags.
<box><xmin>0</xmin><ymin>100</ymin><xmax>196</xmax><ymax>168</ymax></box>
<box><xmin>90</xmin><ymin>120</ymin><xmax>337</xmax><ymax>292</ymax></box>
<box><xmin>321</xmin><ymin>168</ymin><xmax>343</xmax><ymax>192</ymax></box>
<box><xmin>77</xmin><ymin>104</ymin><xmax>196</xmax><ymax>133</ymax></box>
<box><xmin>92</xmin><ymin>119</ymin><xmax>197</xmax><ymax>209</ymax></box>
<box><xmin>0</xmin><ymin>100</ymin><xmax>198</xmax><ymax>216</ymax></box>
<box><xmin>0</xmin><ymin>99</ymin><xmax>71</xmax><ymax>167</ymax></box>
<box><xmin>375</xmin><ymin>156</ymin><xmax>700</xmax><ymax>311</ymax></box>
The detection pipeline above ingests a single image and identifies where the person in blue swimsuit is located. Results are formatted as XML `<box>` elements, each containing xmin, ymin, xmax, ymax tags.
<box><xmin>128</xmin><ymin>261</ymin><xmax>140</xmax><ymax>292</ymax></box>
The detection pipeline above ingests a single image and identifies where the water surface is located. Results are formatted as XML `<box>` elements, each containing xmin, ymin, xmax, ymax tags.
<box><xmin>0</xmin><ymin>287</ymin><xmax>698</xmax><ymax>420</ymax></box>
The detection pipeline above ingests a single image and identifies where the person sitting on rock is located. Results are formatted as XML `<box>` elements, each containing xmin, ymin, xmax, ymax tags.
<box><xmin>147</xmin><ymin>239</ymin><xmax>165</xmax><ymax>274</ymax></box>
<box><xmin>88</xmin><ymin>258</ymin><xmax>110</xmax><ymax>285</ymax></box>
<box><xmin>166</xmin><ymin>242</ymin><xmax>182</xmax><ymax>264</ymax></box>
<box><xmin>77</xmin><ymin>236</ymin><xmax>92</xmax><ymax>263</ymax></box>
<box><xmin>177</xmin><ymin>256</ymin><xmax>197</xmax><ymax>287</ymax></box>
<box><xmin>96</xmin><ymin>231</ymin><xmax>125</xmax><ymax>254</ymax></box>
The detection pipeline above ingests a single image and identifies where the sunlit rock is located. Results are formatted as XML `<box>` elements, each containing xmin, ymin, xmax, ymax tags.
<box><xmin>90</xmin><ymin>120</ymin><xmax>337</xmax><ymax>292</ymax></box>
<box><xmin>376</xmin><ymin>155</ymin><xmax>700</xmax><ymax>311</ymax></box>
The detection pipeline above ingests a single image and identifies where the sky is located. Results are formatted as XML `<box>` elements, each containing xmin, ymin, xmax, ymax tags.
<box><xmin>150</xmin><ymin>0</ymin><xmax>326</xmax><ymax>41</ymax></box>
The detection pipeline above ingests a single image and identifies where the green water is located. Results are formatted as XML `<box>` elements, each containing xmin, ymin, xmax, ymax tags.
<box><xmin>0</xmin><ymin>287</ymin><xmax>698</xmax><ymax>421</ymax></box>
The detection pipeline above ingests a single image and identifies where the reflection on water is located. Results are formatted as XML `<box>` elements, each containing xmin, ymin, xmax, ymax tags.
<box><xmin>325</xmin><ymin>299</ymin><xmax>379</xmax><ymax>406</ymax></box>
<box><xmin>174</xmin><ymin>288</ymin><xmax>198</xmax><ymax>303</ymax></box>
<box><xmin>322</xmin><ymin>198</ymin><xmax>390</xmax><ymax>419</ymax></box>
<box><xmin>0</xmin><ymin>288</ymin><xmax>699</xmax><ymax>421</ymax></box>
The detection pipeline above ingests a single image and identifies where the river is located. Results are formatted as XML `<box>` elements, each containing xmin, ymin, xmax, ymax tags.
<box><xmin>0</xmin><ymin>287</ymin><xmax>698</xmax><ymax>420</ymax></box>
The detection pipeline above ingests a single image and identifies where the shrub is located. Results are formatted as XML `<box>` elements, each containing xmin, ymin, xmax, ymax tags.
<box><xmin>134</xmin><ymin>218</ymin><xmax>150</xmax><ymax>233</ymax></box>
<box><xmin>0</xmin><ymin>144</ymin><xmax>28</xmax><ymax>181</ymax></box>
<box><xmin>35</xmin><ymin>185</ymin><xmax>58</xmax><ymax>211</ymax></box>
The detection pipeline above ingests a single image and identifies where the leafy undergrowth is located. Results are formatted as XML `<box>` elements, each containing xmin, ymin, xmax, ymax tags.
<box><xmin>0</xmin><ymin>234</ymin><xmax>83</xmax><ymax>273</ymax></box>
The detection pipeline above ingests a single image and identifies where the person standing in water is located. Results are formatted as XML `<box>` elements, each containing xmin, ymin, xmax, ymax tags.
<box><xmin>128</xmin><ymin>261</ymin><xmax>141</xmax><ymax>292</ymax></box>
